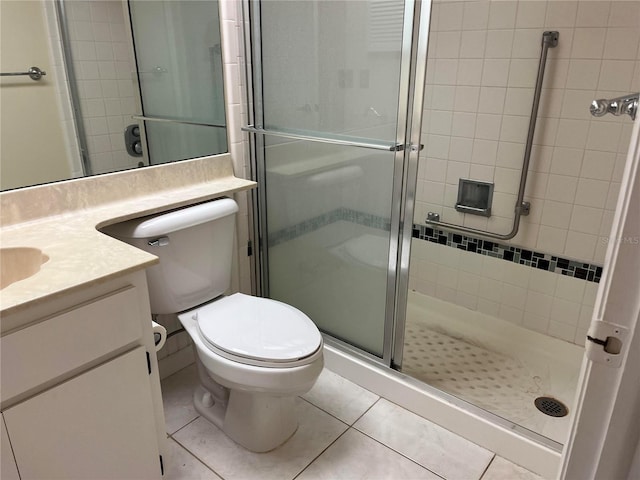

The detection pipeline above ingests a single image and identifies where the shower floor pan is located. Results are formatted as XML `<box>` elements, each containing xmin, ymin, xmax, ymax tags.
<box><xmin>403</xmin><ymin>291</ymin><xmax>584</xmax><ymax>444</ymax></box>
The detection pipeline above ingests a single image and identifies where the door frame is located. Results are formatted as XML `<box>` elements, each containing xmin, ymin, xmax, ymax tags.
<box><xmin>560</xmin><ymin>116</ymin><xmax>640</xmax><ymax>479</ymax></box>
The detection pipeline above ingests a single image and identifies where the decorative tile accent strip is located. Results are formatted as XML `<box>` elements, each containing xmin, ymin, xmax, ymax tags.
<box><xmin>267</xmin><ymin>210</ymin><xmax>603</xmax><ymax>283</ymax></box>
<box><xmin>341</xmin><ymin>208</ymin><xmax>392</xmax><ymax>231</ymax></box>
<box><xmin>268</xmin><ymin>208</ymin><xmax>390</xmax><ymax>246</ymax></box>
<box><xmin>268</xmin><ymin>209</ymin><xmax>342</xmax><ymax>246</ymax></box>
<box><xmin>412</xmin><ymin>224</ymin><xmax>603</xmax><ymax>283</ymax></box>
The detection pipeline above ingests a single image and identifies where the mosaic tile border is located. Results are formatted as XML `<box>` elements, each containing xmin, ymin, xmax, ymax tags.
<box><xmin>268</xmin><ymin>209</ymin><xmax>603</xmax><ymax>284</ymax></box>
<box><xmin>268</xmin><ymin>207</ymin><xmax>390</xmax><ymax>246</ymax></box>
<box><xmin>412</xmin><ymin>224</ymin><xmax>603</xmax><ymax>283</ymax></box>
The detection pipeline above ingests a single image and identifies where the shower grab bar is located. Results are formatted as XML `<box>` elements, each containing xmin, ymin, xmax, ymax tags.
<box><xmin>132</xmin><ymin>115</ymin><xmax>225</xmax><ymax>129</ymax></box>
<box><xmin>426</xmin><ymin>31</ymin><xmax>558</xmax><ymax>241</ymax></box>
<box><xmin>242</xmin><ymin>125</ymin><xmax>405</xmax><ymax>152</ymax></box>
<box><xmin>1</xmin><ymin>66</ymin><xmax>46</xmax><ymax>81</ymax></box>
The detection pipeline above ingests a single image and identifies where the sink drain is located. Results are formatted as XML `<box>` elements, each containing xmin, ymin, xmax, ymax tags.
<box><xmin>535</xmin><ymin>397</ymin><xmax>568</xmax><ymax>417</ymax></box>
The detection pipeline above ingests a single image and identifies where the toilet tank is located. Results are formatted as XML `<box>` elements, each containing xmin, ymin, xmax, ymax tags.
<box><xmin>102</xmin><ymin>198</ymin><xmax>239</xmax><ymax>314</ymax></box>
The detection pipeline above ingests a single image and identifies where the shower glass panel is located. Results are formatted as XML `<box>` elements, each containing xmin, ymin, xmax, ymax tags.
<box><xmin>260</xmin><ymin>0</ymin><xmax>404</xmax><ymax>143</ymax></box>
<box><xmin>129</xmin><ymin>0</ymin><xmax>227</xmax><ymax>164</ymax></box>
<box><xmin>265</xmin><ymin>139</ymin><xmax>395</xmax><ymax>355</ymax></box>
<box><xmin>257</xmin><ymin>0</ymin><xmax>409</xmax><ymax>356</ymax></box>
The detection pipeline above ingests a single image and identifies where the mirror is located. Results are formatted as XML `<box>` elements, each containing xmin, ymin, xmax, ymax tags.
<box><xmin>0</xmin><ymin>0</ymin><xmax>227</xmax><ymax>191</ymax></box>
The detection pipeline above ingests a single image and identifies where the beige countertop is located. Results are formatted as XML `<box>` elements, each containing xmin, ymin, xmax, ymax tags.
<box><xmin>0</xmin><ymin>155</ymin><xmax>255</xmax><ymax>317</ymax></box>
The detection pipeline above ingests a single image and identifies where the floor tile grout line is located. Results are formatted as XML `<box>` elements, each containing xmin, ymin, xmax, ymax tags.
<box><xmin>298</xmin><ymin>396</ymin><xmax>348</xmax><ymax>425</ymax></box>
<box><xmin>167</xmin><ymin>434</ymin><xmax>228</xmax><ymax>480</ymax></box>
<box><xmin>291</xmin><ymin>427</ymin><xmax>352</xmax><ymax>480</ymax></box>
<box><xmin>478</xmin><ymin>454</ymin><xmax>497</xmax><ymax>480</ymax></box>
<box><xmin>167</xmin><ymin>414</ymin><xmax>202</xmax><ymax>438</ymax></box>
<box><xmin>298</xmin><ymin>394</ymin><xmax>378</xmax><ymax>427</ymax></box>
<box><xmin>350</xmin><ymin>396</ymin><xmax>382</xmax><ymax>426</ymax></box>
<box><xmin>371</xmin><ymin>396</ymin><xmax>494</xmax><ymax>456</ymax></box>
<box><xmin>351</xmin><ymin>425</ymin><xmax>452</xmax><ymax>480</ymax></box>
<box><xmin>160</xmin><ymin>362</ymin><xmax>196</xmax><ymax>384</ymax></box>
<box><xmin>352</xmin><ymin>398</ymin><xmax>493</xmax><ymax>479</ymax></box>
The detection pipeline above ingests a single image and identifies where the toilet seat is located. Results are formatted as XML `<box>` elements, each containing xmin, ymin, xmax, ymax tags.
<box><xmin>193</xmin><ymin>293</ymin><xmax>323</xmax><ymax>368</ymax></box>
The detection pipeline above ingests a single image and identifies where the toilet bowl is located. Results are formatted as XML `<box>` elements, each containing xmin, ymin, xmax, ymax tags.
<box><xmin>101</xmin><ymin>198</ymin><xmax>323</xmax><ymax>452</ymax></box>
<box><xmin>180</xmin><ymin>293</ymin><xmax>323</xmax><ymax>452</ymax></box>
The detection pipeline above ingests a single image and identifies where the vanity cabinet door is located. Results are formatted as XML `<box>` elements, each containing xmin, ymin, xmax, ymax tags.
<box><xmin>4</xmin><ymin>347</ymin><xmax>161</xmax><ymax>479</ymax></box>
<box><xmin>1</xmin><ymin>413</ymin><xmax>19</xmax><ymax>480</ymax></box>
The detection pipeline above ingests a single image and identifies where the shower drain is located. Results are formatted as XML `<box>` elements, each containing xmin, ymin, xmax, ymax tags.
<box><xmin>535</xmin><ymin>397</ymin><xmax>568</xmax><ymax>417</ymax></box>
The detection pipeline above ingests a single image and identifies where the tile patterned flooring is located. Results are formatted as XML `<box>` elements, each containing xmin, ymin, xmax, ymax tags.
<box><xmin>161</xmin><ymin>364</ymin><xmax>544</xmax><ymax>480</ymax></box>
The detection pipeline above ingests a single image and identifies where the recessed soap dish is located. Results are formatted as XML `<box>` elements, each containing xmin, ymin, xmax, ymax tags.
<box><xmin>455</xmin><ymin>179</ymin><xmax>494</xmax><ymax>217</ymax></box>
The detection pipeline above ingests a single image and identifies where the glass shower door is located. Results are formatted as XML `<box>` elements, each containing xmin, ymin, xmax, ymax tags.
<box><xmin>252</xmin><ymin>0</ymin><xmax>413</xmax><ymax>357</ymax></box>
<box><xmin>128</xmin><ymin>0</ymin><xmax>227</xmax><ymax>164</ymax></box>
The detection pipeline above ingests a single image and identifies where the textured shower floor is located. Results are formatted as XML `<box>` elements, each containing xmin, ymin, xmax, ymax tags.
<box><xmin>403</xmin><ymin>291</ymin><xmax>584</xmax><ymax>444</ymax></box>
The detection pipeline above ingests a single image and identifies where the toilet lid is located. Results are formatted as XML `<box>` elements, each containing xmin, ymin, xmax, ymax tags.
<box><xmin>195</xmin><ymin>293</ymin><xmax>322</xmax><ymax>364</ymax></box>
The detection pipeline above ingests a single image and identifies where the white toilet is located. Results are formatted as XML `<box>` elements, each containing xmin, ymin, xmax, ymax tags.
<box><xmin>103</xmin><ymin>197</ymin><xmax>323</xmax><ymax>452</ymax></box>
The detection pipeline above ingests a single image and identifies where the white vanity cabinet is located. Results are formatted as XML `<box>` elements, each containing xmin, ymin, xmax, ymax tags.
<box><xmin>0</xmin><ymin>270</ymin><xmax>166</xmax><ymax>479</ymax></box>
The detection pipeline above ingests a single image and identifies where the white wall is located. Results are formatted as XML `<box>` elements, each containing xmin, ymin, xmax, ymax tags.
<box><xmin>219</xmin><ymin>0</ymin><xmax>252</xmax><ymax>295</ymax></box>
<box><xmin>0</xmin><ymin>1</ymin><xmax>75</xmax><ymax>190</ymax></box>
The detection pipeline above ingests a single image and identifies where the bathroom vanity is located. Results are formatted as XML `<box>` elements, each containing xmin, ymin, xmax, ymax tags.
<box><xmin>0</xmin><ymin>155</ymin><xmax>255</xmax><ymax>478</ymax></box>
<box><xmin>1</xmin><ymin>271</ymin><xmax>164</xmax><ymax>478</ymax></box>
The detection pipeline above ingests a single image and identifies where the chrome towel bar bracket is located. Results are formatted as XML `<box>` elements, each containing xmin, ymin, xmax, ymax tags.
<box><xmin>590</xmin><ymin>93</ymin><xmax>638</xmax><ymax>121</ymax></box>
<box><xmin>0</xmin><ymin>66</ymin><xmax>47</xmax><ymax>81</ymax></box>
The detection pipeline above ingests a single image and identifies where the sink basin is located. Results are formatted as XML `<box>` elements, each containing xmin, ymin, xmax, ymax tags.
<box><xmin>1</xmin><ymin>247</ymin><xmax>49</xmax><ymax>290</ymax></box>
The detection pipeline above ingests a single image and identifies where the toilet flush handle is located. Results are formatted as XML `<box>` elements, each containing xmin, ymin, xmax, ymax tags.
<box><xmin>148</xmin><ymin>236</ymin><xmax>170</xmax><ymax>247</ymax></box>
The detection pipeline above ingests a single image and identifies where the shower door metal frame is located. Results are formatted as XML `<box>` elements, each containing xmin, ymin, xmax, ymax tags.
<box><xmin>245</xmin><ymin>0</ymin><xmax>423</xmax><ymax>365</ymax></box>
<box><xmin>390</xmin><ymin>0</ymin><xmax>432</xmax><ymax>369</ymax></box>
<box><xmin>244</xmin><ymin>0</ymin><xmax>268</xmax><ymax>298</ymax></box>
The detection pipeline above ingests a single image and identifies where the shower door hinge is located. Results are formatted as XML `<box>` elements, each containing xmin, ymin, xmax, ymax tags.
<box><xmin>585</xmin><ymin>320</ymin><xmax>628</xmax><ymax>367</ymax></box>
<box><xmin>247</xmin><ymin>240</ymin><xmax>253</xmax><ymax>256</ymax></box>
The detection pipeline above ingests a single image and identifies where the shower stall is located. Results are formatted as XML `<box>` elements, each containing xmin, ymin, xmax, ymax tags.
<box><xmin>244</xmin><ymin>0</ymin><xmax>640</xmax><ymax>469</ymax></box>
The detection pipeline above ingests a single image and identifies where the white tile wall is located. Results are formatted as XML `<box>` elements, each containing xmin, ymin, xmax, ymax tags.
<box><xmin>65</xmin><ymin>0</ymin><xmax>139</xmax><ymax>174</ymax></box>
<box><xmin>415</xmin><ymin>0</ymin><xmax>640</xmax><ymax>266</ymax></box>
<box><xmin>411</xmin><ymin>0</ymin><xmax>638</xmax><ymax>344</ymax></box>
<box><xmin>219</xmin><ymin>0</ymin><xmax>253</xmax><ymax>296</ymax></box>
<box><xmin>410</xmin><ymin>239</ymin><xmax>597</xmax><ymax>345</ymax></box>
